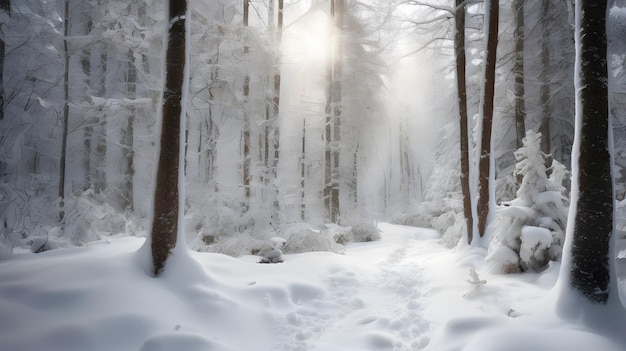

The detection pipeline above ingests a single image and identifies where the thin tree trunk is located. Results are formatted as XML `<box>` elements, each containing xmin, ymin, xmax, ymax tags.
<box><xmin>513</xmin><ymin>0</ymin><xmax>525</xmax><ymax>149</ymax></box>
<box><xmin>323</xmin><ymin>0</ymin><xmax>345</xmax><ymax>223</ymax></box>
<box><xmin>243</xmin><ymin>0</ymin><xmax>251</xmax><ymax>204</ymax></box>
<box><xmin>123</xmin><ymin>48</ymin><xmax>136</xmax><ymax>212</ymax></box>
<box><xmin>0</xmin><ymin>0</ymin><xmax>10</xmax><ymax>121</ymax></box>
<box><xmin>477</xmin><ymin>0</ymin><xmax>499</xmax><ymax>238</ymax></box>
<box><xmin>330</xmin><ymin>0</ymin><xmax>343</xmax><ymax>224</ymax></box>
<box><xmin>81</xmin><ymin>18</ymin><xmax>93</xmax><ymax>191</ymax></box>
<box><xmin>59</xmin><ymin>0</ymin><xmax>70</xmax><ymax>224</ymax></box>
<box><xmin>138</xmin><ymin>3</ymin><xmax>150</xmax><ymax>76</ymax></box>
<box><xmin>271</xmin><ymin>0</ymin><xmax>283</xmax><ymax>214</ymax></box>
<box><xmin>324</xmin><ymin>65</ymin><xmax>332</xmax><ymax>219</ymax></box>
<box><xmin>568</xmin><ymin>0</ymin><xmax>611</xmax><ymax>304</ymax></box>
<box><xmin>455</xmin><ymin>0</ymin><xmax>474</xmax><ymax>244</ymax></box>
<box><xmin>94</xmin><ymin>48</ymin><xmax>108</xmax><ymax>194</ymax></box>
<box><xmin>300</xmin><ymin>118</ymin><xmax>306</xmax><ymax>221</ymax></box>
<box><xmin>150</xmin><ymin>0</ymin><xmax>187</xmax><ymax>276</ymax></box>
<box><xmin>539</xmin><ymin>0</ymin><xmax>552</xmax><ymax>169</ymax></box>
<box><xmin>264</xmin><ymin>0</ymin><xmax>275</xmax><ymax>184</ymax></box>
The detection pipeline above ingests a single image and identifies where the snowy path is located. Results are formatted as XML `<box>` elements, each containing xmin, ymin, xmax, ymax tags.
<box><xmin>4</xmin><ymin>222</ymin><xmax>599</xmax><ymax>351</ymax></box>
<box><xmin>268</xmin><ymin>224</ymin><xmax>441</xmax><ymax>351</ymax></box>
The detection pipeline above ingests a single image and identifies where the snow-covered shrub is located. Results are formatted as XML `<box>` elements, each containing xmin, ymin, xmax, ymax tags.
<box><xmin>487</xmin><ymin>131</ymin><xmax>568</xmax><ymax>273</ymax></box>
<box><xmin>259</xmin><ymin>237</ymin><xmax>286</xmax><ymax>264</ymax></box>
<box><xmin>281</xmin><ymin>223</ymin><xmax>344</xmax><ymax>254</ymax></box>
<box><xmin>396</xmin><ymin>196</ymin><xmax>462</xmax><ymax>248</ymax></box>
<box><xmin>62</xmin><ymin>189</ymin><xmax>132</xmax><ymax>244</ymax></box>
<box><xmin>333</xmin><ymin>222</ymin><xmax>381</xmax><ymax>244</ymax></box>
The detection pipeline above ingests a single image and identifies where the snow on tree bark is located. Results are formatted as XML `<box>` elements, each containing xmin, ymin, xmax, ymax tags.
<box><xmin>569</xmin><ymin>0</ymin><xmax>611</xmax><ymax>304</ymax></box>
<box><xmin>150</xmin><ymin>0</ymin><xmax>187</xmax><ymax>276</ymax></box>
<box><xmin>242</xmin><ymin>0</ymin><xmax>251</xmax><ymax>206</ymax></box>
<box><xmin>324</xmin><ymin>0</ymin><xmax>343</xmax><ymax>224</ymax></box>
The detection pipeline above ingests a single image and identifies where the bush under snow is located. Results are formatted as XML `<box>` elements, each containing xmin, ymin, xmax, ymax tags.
<box><xmin>487</xmin><ymin>131</ymin><xmax>568</xmax><ymax>273</ymax></box>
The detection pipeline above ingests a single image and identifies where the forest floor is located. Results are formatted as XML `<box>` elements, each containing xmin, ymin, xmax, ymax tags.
<box><xmin>0</xmin><ymin>223</ymin><xmax>624</xmax><ymax>351</ymax></box>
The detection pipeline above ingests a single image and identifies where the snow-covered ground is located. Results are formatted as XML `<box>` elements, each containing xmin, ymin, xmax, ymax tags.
<box><xmin>0</xmin><ymin>223</ymin><xmax>624</xmax><ymax>351</ymax></box>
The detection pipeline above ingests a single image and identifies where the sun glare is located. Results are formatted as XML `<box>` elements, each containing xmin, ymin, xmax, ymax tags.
<box><xmin>283</xmin><ymin>9</ymin><xmax>330</xmax><ymax>64</ymax></box>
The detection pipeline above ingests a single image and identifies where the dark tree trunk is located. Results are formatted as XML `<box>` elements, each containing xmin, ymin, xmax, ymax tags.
<box><xmin>81</xmin><ymin>18</ymin><xmax>93</xmax><ymax>192</ymax></box>
<box><xmin>150</xmin><ymin>0</ymin><xmax>187</xmax><ymax>276</ymax></box>
<box><xmin>539</xmin><ymin>0</ymin><xmax>552</xmax><ymax>169</ymax></box>
<box><xmin>455</xmin><ymin>0</ymin><xmax>473</xmax><ymax>244</ymax></box>
<box><xmin>0</xmin><ymin>0</ymin><xmax>9</xmax><ymax>121</ymax></box>
<box><xmin>513</xmin><ymin>0</ymin><xmax>525</xmax><ymax>150</ymax></box>
<box><xmin>477</xmin><ymin>0</ymin><xmax>499</xmax><ymax>238</ymax></box>
<box><xmin>59</xmin><ymin>0</ymin><xmax>70</xmax><ymax>224</ymax></box>
<box><xmin>569</xmin><ymin>0</ymin><xmax>611</xmax><ymax>304</ymax></box>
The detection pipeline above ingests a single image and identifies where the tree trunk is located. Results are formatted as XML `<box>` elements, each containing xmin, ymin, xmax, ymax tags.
<box><xmin>513</xmin><ymin>0</ymin><xmax>525</xmax><ymax>150</ymax></box>
<box><xmin>94</xmin><ymin>48</ymin><xmax>108</xmax><ymax>194</ymax></box>
<box><xmin>330</xmin><ymin>0</ymin><xmax>343</xmax><ymax>224</ymax></box>
<box><xmin>539</xmin><ymin>0</ymin><xmax>552</xmax><ymax>169</ymax></box>
<box><xmin>0</xmin><ymin>0</ymin><xmax>10</xmax><ymax>121</ymax></box>
<box><xmin>81</xmin><ymin>17</ymin><xmax>93</xmax><ymax>192</ymax></box>
<box><xmin>59</xmin><ymin>0</ymin><xmax>70</xmax><ymax>224</ymax></box>
<box><xmin>324</xmin><ymin>0</ymin><xmax>343</xmax><ymax>224</ymax></box>
<box><xmin>455</xmin><ymin>0</ymin><xmax>474</xmax><ymax>244</ymax></box>
<box><xmin>477</xmin><ymin>0</ymin><xmax>499</xmax><ymax>238</ymax></box>
<box><xmin>568</xmin><ymin>0</ymin><xmax>612</xmax><ymax>304</ymax></box>
<box><xmin>300</xmin><ymin>118</ymin><xmax>306</xmax><ymax>221</ymax></box>
<box><xmin>272</xmin><ymin>0</ymin><xmax>283</xmax><ymax>215</ymax></box>
<box><xmin>122</xmin><ymin>48</ymin><xmax>136</xmax><ymax>212</ymax></box>
<box><xmin>324</xmin><ymin>65</ymin><xmax>332</xmax><ymax>220</ymax></box>
<box><xmin>150</xmin><ymin>0</ymin><xmax>188</xmax><ymax>276</ymax></box>
<box><xmin>242</xmin><ymin>0</ymin><xmax>251</xmax><ymax>205</ymax></box>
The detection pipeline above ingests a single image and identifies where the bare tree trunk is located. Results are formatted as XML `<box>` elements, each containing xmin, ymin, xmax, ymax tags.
<box><xmin>477</xmin><ymin>0</ymin><xmax>499</xmax><ymax>238</ymax></box>
<box><xmin>81</xmin><ymin>18</ymin><xmax>93</xmax><ymax>191</ymax></box>
<box><xmin>455</xmin><ymin>0</ymin><xmax>474</xmax><ymax>244</ymax></box>
<box><xmin>94</xmin><ymin>48</ymin><xmax>108</xmax><ymax>194</ymax></box>
<box><xmin>323</xmin><ymin>0</ymin><xmax>343</xmax><ymax>223</ymax></box>
<box><xmin>0</xmin><ymin>0</ymin><xmax>10</xmax><ymax>121</ymax></box>
<box><xmin>324</xmin><ymin>63</ymin><xmax>332</xmax><ymax>219</ymax></box>
<box><xmin>150</xmin><ymin>0</ymin><xmax>187</xmax><ymax>276</ymax></box>
<box><xmin>539</xmin><ymin>0</ymin><xmax>552</xmax><ymax>169</ymax></box>
<box><xmin>300</xmin><ymin>118</ymin><xmax>306</xmax><ymax>220</ymax></box>
<box><xmin>264</xmin><ymin>0</ymin><xmax>275</xmax><ymax>184</ymax></box>
<box><xmin>567</xmin><ymin>0</ymin><xmax>612</xmax><ymax>304</ymax></box>
<box><xmin>330</xmin><ymin>0</ymin><xmax>343</xmax><ymax>224</ymax></box>
<box><xmin>59</xmin><ymin>0</ymin><xmax>70</xmax><ymax>224</ymax></box>
<box><xmin>271</xmin><ymin>0</ymin><xmax>283</xmax><ymax>215</ymax></box>
<box><xmin>513</xmin><ymin>0</ymin><xmax>525</xmax><ymax>149</ymax></box>
<box><xmin>122</xmin><ymin>48</ymin><xmax>136</xmax><ymax>212</ymax></box>
<box><xmin>242</xmin><ymin>0</ymin><xmax>251</xmax><ymax>205</ymax></box>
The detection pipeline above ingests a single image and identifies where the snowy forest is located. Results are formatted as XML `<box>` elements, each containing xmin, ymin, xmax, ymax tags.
<box><xmin>2</xmin><ymin>0</ymin><xmax>626</xmax><ymax>350</ymax></box>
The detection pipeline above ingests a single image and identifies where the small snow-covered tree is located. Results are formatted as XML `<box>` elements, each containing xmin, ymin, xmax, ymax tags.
<box><xmin>488</xmin><ymin>130</ymin><xmax>568</xmax><ymax>273</ymax></box>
